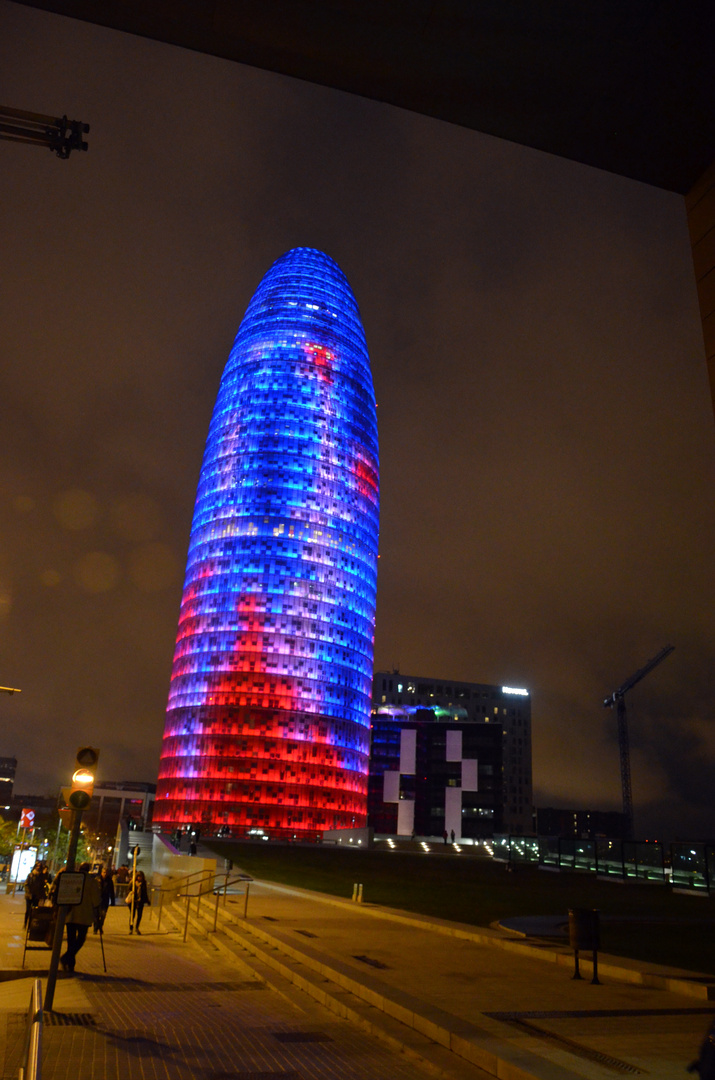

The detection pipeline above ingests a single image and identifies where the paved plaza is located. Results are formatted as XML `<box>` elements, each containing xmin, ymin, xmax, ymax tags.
<box><xmin>0</xmin><ymin>889</ymin><xmax>447</xmax><ymax>1080</ymax></box>
<box><xmin>1</xmin><ymin>873</ymin><xmax>713</xmax><ymax>1080</ymax></box>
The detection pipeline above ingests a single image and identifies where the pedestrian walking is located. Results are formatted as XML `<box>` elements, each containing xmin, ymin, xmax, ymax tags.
<box><xmin>126</xmin><ymin>870</ymin><xmax>150</xmax><ymax>934</ymax></box>
<box><xmin>115</xmin><ymin>863</ymin><xmax>130</xmax><ymax>901</ymax></box>
<box><xmin>96</xmin><ymin>865</ymin><xmax>115</xmax><ymax>931</ymax></box>
<box><xmin>23</xmin><ymin>864</ymin><xmax>46</xmax><ymax>928</ymax></box>
<box><xmin>54</xmin><ymin>863</ymin><xmax>102</xmax><ymax>974</ymax></box>
<box><xmin>37</xmin><ymin>861</ymin><xmax>53</xmax><ymax>893</ymax></box>
<box><xmin>450</xmin><ymin>829</ymin><xmax>455</xmax><ymax>844</ymax></box>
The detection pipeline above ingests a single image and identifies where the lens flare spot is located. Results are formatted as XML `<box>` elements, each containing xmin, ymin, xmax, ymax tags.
<box><xmin>55</xmin><ymin>489</ymin><xmax>99</xmax><ymax>531</ymax></box>
<box><xmin>74</xmin><ymin>552</ymin><xmax>119</xmax><ymax>593</ymax></box>
<box><xmin>0</xmin><ymin>584</ymin><xmax>12</xmax><ymax>618</ymax></box>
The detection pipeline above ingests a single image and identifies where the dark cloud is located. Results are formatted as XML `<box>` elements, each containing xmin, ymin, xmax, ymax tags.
<box><xmin>1</xmin><ymin>1</ymin><xmax>713</xmax><ymax>836</ymax></box>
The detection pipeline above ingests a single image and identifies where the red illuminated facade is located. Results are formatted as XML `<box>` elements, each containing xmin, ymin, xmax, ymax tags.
<box><xmin>154</xmin><ymin>249</ymin><xmax>379</xmax><ymax>837</ymax></box>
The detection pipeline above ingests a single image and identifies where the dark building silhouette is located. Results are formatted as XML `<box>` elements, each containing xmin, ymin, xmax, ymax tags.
<box><xmin>537</xmin><ymin>806</ymin><xmax>629</xmax><ymax>841</ymax></box>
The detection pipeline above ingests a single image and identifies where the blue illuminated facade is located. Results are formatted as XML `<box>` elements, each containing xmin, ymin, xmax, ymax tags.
<box><xmin>155</xmin><ymin>248</ymin><xmax>379</xmax><ymax>837</ymax></box>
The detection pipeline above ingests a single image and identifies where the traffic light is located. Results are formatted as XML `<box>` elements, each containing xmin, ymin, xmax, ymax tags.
<box><xmin>68</xmin><ymin>746</ymin><xmax>99</xmax><ymax>809</ymax></box>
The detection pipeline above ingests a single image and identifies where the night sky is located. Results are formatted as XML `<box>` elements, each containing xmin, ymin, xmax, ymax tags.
<box><xmin>2</xmin><ymin>1</ymin><xmax>714</xmax><ymax>838</ymax></box>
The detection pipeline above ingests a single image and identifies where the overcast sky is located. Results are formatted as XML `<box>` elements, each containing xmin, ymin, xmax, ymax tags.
<box><xmin>2</xmin><ymin>0</ymin><xmax>714</xmax><ymax>838</ymax></box>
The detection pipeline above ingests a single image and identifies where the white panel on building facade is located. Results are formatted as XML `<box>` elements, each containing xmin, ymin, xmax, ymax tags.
<box><xmin>445</xmin><ymin>729</ymin><xmax>463</xmax><ymax>762</ymax></box>
<box><xmin>461</xmin><ymin>759</ymin><xmax>478</xmax><ymax>792</ymax></box>
<box><xmin>444</xmin><ymin>786</ymin><xmax>462</xmax><ymax>838</ymax></box>
<box><xmin>399</xmin><ymin>728</ymin><xmax>417</xmax><ymax>774</ymax></box>
<box><xmin>383</xmin><ymin>771</ymin><xmax>400</xmax><ymax>803</ymax></box>
<box><xmin>397</xmin><ymin>799</ymin><xmax>415</xmax><ymax>836</ymax></box>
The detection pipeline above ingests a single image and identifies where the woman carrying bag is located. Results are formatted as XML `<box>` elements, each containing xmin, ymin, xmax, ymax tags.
<box><xmin>126</xmin><ymin>869</ymin><xmax>150</xmax><ymax>934</ymax></box>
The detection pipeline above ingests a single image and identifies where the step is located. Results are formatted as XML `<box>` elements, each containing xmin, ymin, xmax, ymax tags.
<box><xmin>168</xmin><ymin>896</ymin><xmax>578</xmax><ymax>1080</ymax></box>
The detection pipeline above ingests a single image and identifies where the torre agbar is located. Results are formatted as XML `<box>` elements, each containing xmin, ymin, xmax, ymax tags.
<box><xmin>155</xmin><ymin>249</ymin><xmax>379</xmax><ymax>838</ymax></box>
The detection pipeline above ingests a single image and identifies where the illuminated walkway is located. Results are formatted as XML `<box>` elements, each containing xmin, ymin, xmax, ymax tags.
<box><xmin>1</xmin><ymin>877</ymin><xmax>713</xmax><ymax>1080</ymax></box>
<box><xmin>0</xmin><ymin>889</ymin><xmax>440</xmax><ymax>1080</ymax></box>
<box><xmin>174</xmin><ymin>875</ymin><xmax>714</xmax><ymax>1080</ymax></box>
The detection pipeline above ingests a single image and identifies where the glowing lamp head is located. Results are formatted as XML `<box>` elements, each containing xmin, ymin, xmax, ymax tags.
<box><xmin>69</xmin><ymin>768</ymin><xmax>94</xmax><ymax>808</ymax></box>
<box><xmin>68</xmin><ymin>746</ymin><xmax>99</xmax><ymax>809</ymax></box>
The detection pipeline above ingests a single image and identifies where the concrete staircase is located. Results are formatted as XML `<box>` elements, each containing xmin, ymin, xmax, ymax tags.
<box><xmin>117</xmin><ymin>828</ymin><xmax>154</xmax><ymax>878</ymax></box>
<box><xmin>156</xmin><ymin>886</ymin><xmax>485</xmax><ymax>1080</ymax></box>
<box><xmin>155</xmin><ymin>881</ymin><xmax>573</xmax><ymax>1080</ymax></box>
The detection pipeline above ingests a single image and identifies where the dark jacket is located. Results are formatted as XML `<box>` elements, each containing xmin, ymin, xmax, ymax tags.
<box><xmin>99</xmin><ymin>873</ymin><xmax>115</xmax><ymax>908</ymax></box>
<box><xmin>127</xmin><ymin>878</ymin><xmax>150</xmax><ymax>908</ymax></box>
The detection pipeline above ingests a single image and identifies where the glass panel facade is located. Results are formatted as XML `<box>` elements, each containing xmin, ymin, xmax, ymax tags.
<box><xmin>155</xmin><ymin>249</ymin><xmax>379</xmax><ymax>837</ymax></box>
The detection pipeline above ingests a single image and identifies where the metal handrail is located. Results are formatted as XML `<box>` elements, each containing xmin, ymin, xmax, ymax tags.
<box><xmin>203</xmin><ymin>873</ymin><xmax>254</xmax><ymax>930</ymax></box>
<box><xmin>154</xmin><ymin>868</ymin><xmax>216</xmax><ymax>931</ymax></box>
<box><xmin>154</xmin><ymin>867</ymin><xmax>254</xmax><ymax>939</ymax></box>
<box><xmin>18</xmin><ymin>978</ymin><xmax>42</xmax><ymax>1080</ymax></box>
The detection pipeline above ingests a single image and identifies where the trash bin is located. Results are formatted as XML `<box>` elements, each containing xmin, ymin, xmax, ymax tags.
<box><xmin>568</xmin><ymin>908</ymin><xmax>600</xmax><ymax>951</ymax></box>
<box><xmin>28</xmin><ymin>905</ymin><xmax>57</xmax><ymax>946</ymax></box>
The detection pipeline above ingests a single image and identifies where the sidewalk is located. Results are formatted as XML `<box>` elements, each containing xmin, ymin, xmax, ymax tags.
<box><xmin>1</xmin><ymin>876</ymin><xmax>712</xmax><ymax>1080</ymax></box>
<box><xmin>0</xmin><ymin>887</ymin><xmax>454</xmax><ymax>1080</ymax></box>
<box><xmin>183</xmin><ymin>877</ymin><xmax>714</xmax><ymax>1080</ymax></box>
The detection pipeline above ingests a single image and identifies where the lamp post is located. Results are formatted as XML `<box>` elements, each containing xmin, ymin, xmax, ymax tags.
<box><xmin>45</xmin><ymin>748</ymin><xmax>99</xmax><ymax>1012</ymax></box>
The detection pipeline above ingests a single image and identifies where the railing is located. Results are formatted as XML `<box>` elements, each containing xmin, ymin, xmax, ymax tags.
<box><xmin>154</xmin><ymin>869</ymin><xmax>252</xmax><ymax>941</ymax></box>
<box><xmin>18</xmin><ymin>978</ymin><xmax>42</xmax><ymax>1080</ymax></box>
<box><xmin>493</xmin><ymin>835</ymin><xmax>715</xmax><ymax>893</ymax></box>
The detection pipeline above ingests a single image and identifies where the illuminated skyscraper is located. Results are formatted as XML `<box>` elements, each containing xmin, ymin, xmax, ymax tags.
<box><xmin>155</xmin><ymin>249</ymin><xmax>379</xmax><ymax>838</ymax></box>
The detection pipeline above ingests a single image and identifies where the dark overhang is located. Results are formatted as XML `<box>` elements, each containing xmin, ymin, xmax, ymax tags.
<box><xmin>11</xmin><ymin>0</ymin><xmax>715</xmax><ymax>193</ymax></box>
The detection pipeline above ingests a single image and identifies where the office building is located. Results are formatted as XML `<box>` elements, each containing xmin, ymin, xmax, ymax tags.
<box><xmin>155</xmin><ymin>249</ymin><xmax>379</xmax><ymax>838</ymax></box>
<box><xmin>0</xmin><ymin>756</ymin><xmax>16</xmax><ymax>810</ymax></box>
<box><xmin>79</xmin><ymin>781</ymin><xmax>156</xmax><ymax>838</ymax></box>
<box><xmin>368</xmin><ymin>706</ymin><xmax>503</xmax><ymax>838</ymax></box>
<box><xmin>372</xmin><ymin>672</ymin><xmax>533</xmax><ymax>835</ymax></box>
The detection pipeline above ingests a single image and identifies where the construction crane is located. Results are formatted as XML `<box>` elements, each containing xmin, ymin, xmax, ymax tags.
<box><xmin>603</xmin><ymin>645</ymin><xmax>674</xmax><ymax>839</ymax></box>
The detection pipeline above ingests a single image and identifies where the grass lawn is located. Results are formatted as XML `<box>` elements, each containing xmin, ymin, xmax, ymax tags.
<box><xmin>207</xmin><ymin>840</ymin><xmax>715</xmax><ymax>975</ymax></box>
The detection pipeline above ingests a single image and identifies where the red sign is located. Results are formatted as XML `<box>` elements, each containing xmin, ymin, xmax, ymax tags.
<box><xmin>20</xmin><ymin>808</ymin><xmax>35</xmax><ymax>829</ymax></box>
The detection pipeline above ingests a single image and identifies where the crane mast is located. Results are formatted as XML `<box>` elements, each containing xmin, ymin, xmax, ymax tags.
<box><xmin>603</xmin><ymin>645</ymin><xmax>674</xmax><ymax>839</ymax></box>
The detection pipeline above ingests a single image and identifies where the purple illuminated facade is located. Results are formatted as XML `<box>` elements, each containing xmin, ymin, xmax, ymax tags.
<box><xmin>155</xmin><ymin>249</ymin><xmax>379</xmax><ymax>837</ymax></box>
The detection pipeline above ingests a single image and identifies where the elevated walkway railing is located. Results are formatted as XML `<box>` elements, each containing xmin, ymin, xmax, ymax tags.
<box><xmin>493</xmin><ymin>835</ymin><xmax>715</xmax><ymax>892</ymax></box>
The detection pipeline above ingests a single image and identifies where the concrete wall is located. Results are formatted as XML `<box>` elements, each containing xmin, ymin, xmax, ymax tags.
<box><xmin>152</xmin><ymin>833</ymin><xmax>217</xmax><ymax>892</ymax></box>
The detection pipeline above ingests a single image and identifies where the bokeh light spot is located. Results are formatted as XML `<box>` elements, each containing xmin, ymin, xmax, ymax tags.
<box><xmin>0</xmin><ymin>583</ymin><xmax>12</xmax><ymax>618</ymax></box>
<box><xmin>74</xmin><ymin>552</ymin><xmax>119</xmax><ymax>593</ymax></box>
<box><xmin>55</xmin><ymin>489</ymin><xmax>99</xmax><ymax>531</ymax></box>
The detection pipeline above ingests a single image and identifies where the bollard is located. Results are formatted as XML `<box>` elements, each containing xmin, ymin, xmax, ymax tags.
<box><xmin>357</xmin><ymin>883</ymin><xmax>363</xmax><ymax>903</ymax></box>
<box><xmin>243</xmin><ymin>881</ymin><xmax>250</xmax><ymax>919</ymax></box>
<box><xmin>351</xmin><ymin>883</ymin><xmax>358</xmax><ymax>902</ymax></box>
<box><xmin>568</xmin><ymin>908</ymin><xmax>600</xmax><ymax>984</ymax></box>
